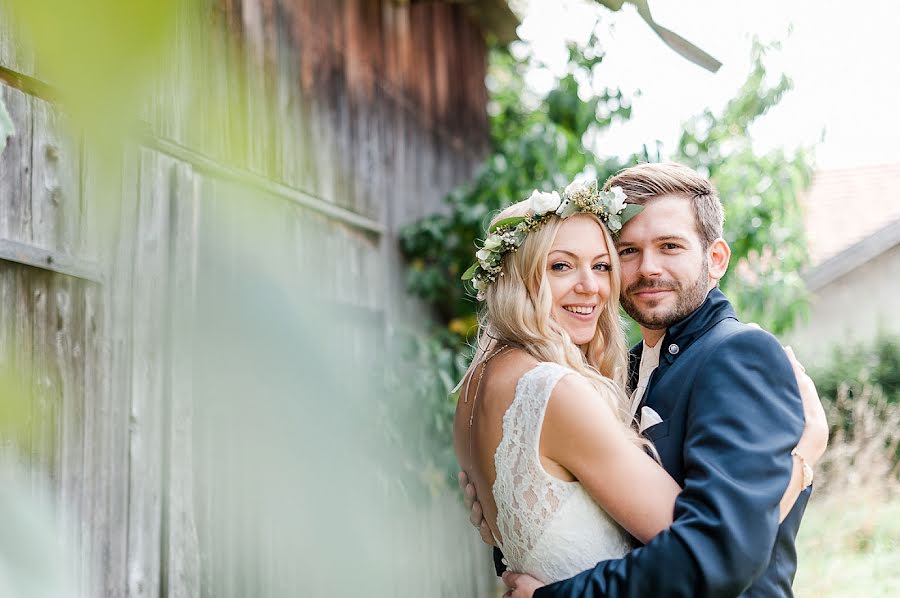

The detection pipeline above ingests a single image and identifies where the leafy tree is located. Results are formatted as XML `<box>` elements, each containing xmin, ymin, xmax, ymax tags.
<box><xmin>676</xmin><ymin>40</ymin><xmax>814</xmax><ymax>333</ymax></box>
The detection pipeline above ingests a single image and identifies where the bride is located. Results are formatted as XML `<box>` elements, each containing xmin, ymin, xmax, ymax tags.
<box><xmin>452</xmin><ymin>180</ymin><xmax>827</xmax><ymax>588</ymax></box>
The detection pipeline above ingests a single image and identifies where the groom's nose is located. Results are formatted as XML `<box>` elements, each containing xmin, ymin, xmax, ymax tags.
<box><xmin>635</xmin><ymin>250</ymin><xmax>663</xmax><ymax>278</ymax></box>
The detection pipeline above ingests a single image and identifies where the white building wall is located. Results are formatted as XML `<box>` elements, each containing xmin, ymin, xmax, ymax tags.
<box><xmin>787</xmin><ymin>243</ymin><xmax>900</xmax><ymax>368</ymax></box>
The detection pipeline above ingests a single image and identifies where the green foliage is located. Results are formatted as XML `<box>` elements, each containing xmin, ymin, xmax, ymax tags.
<box><xmin>399</xmin><ymin>30</ymin><xmax>815</xmax><ymax>487</ymax></box>
<box><xmin>812</xmin><ymin>334</ymin><xmax>900</xmax><ymax>407</ymax></box>
<box><xmin>809</xmin><ymin>334</ymin><xmax>900</xmax><ymax>474</ymax></box>
<box><xmin>812</xmin><ymin>333</ymin><xmax>900</xmax><ymax>448</ymax></box>
<box><xmin>676</xmin><ymin>40</ymin><xmax>814</xmax><ymax>334</ymax></box>
<box><xmin>382</xmin><ymin>330</ymin><xmax>472</xmax><ymax>495</ymax></box>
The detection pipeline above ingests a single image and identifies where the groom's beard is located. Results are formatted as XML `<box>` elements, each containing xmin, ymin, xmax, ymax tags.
<box><xmin>620</xmin><ymin>259</ymin><xmax>710</xmax><ymax>330</ymax></box>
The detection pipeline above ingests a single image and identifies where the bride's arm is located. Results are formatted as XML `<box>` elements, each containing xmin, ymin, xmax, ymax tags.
<box><xmin>541</xmin><ymin>350</ymin><xmax>828</xmax><ymax>544</ymax></box>
<box><xmin>776</xmin><ymin>346</ymin><xmax>828</xmax><ymax>520</ymax></box>
<box><xmin>541</xmin><ymin>374</ymin><xmax>679</xmax><ymax>544</ymax></box>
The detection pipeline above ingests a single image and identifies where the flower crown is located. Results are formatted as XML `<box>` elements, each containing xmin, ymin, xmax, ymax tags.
<box><xmin>462</xmin><ymin>179</ymin><xmax>642</xmax><ymax>300</ymax></box>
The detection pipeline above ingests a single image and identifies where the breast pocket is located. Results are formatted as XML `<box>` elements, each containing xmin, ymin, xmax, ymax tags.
<box><xmin>643</xmin><ymin>420</ymin><xmax>670</xmax><ymax>442</ymax></box>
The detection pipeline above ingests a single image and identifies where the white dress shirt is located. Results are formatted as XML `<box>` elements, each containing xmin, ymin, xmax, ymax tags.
<box><xmin>629</xmin><ymin>340</ymin><xmax>662</xmax><ymax>419</ymax></box>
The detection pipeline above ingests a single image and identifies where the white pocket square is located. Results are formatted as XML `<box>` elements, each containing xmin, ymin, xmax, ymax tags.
<box><xmin>639</xmin><ymin>406</ymin><xmax>664</xmax><ymax>434</ymax></box>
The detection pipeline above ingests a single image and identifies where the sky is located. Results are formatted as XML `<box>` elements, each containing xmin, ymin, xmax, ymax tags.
<box><xmin>515</xmin><ymin>0</ymin><xmax>900</xmax><ymax>171</ymax></box>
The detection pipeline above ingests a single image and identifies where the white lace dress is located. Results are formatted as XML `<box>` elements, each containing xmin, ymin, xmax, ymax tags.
<box><xmin>492</xmin><ymin>362</ymin><xmax>633</xmax><ymax>583</ymax></box>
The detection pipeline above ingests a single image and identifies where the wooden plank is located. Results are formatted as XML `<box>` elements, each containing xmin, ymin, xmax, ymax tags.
<box><xmin>0</xmin><ymin>80</ymin><xmax>37</xmax><ymax>490</ymax></box>
<box><xmin>0</xmin><ymin>6</ymin><xmax>35</xmax><ymax>78</ymax></box>
<box><xmin>144</xmin><ymin>134</ymin><xmax>384</xmax><ymax>236</ymax></box>
<box><xmin>78</xmin><ymin>147</ymin><xmax>107</xmax><ymax>598</ymax></box>
<box><xmin>164</xmin><ymin>160</ymin><xmax>200</xmax><ymax>598</ymax></box>
<box><xmin>0</xmin><ymin>83</ymin><xmax>32</xmax><ymax>465</ymax></box>
<box><xmin>241</xmin><ymin>0</ymin><xmax>275</xmax><ymax>179</ymax></box>
<box><xmin>30</xmin><ymin>90</ymin><xmax>78</xmax><ymax>253</ymax></box>
<box><xmin>0</xmin><ymin>262</ymin><xmax>31</xmax><ymax>462</ymax></box>
<box><xmin>81</xmin><ymin>276</ymin><xmax>111</xmax><ymax>598</ymax></box>
<box><xmin>0</xmin><ymin>82</ymin><xmax>32</xmax><ymax>243</ymax></box>
<box><xmin>0</xmin><ymin>237</ymin><xmax>103</xmax><ymax>282</ymax></box>
<box><xmin>125</xmin><ymin>148</ymin><xmax>170</xmax><ymax>598</ymax></box>
<box><xmin>29</xmin><ymin>94</ymin><xmax>86</xmax><ymax>591</ymax></box>
<box><xmin>98</xmin><ymin>144</ymin><xmax>141</xmax><ymax>598</ymax></box>
<box><xmin>0</xmin><ymin>65</ymin><xmax>57</xmax><ymax>103</ymax></box>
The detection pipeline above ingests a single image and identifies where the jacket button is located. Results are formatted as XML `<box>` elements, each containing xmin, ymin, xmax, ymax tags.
<box><xmin>668</xmin><ymin>343</ymin><xmax>680</xmax><ymax>355</ymax></box>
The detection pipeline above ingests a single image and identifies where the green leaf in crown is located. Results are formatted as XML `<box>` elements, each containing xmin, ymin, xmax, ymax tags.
<box><xmin>489</xmin><ymin>216</ymin><xmax>527</xmax><ymax>233</ymax></box>
<box><xmin>461</xmin><ymin>262</ymin><xmax>479</xmax><ymax>281</ymax></box>
<box><xmin>618</xmin><ymin>203</ymin><xmax>643</xmax><ymax>226</ymax></box>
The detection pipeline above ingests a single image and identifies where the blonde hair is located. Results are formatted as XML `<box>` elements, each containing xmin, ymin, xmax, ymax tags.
<box><xmin>464</xmin><ymin>198</ymin><xmax>649</xmax><ymax>448</ymax></box>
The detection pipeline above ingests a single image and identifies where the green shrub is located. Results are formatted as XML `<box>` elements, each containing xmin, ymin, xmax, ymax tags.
<box><xmin>810</xmin><ymin>335</ymin><xmax>900</xmax><ymax>492</ymax></box>
<box><xmin>812</xmin><ymin>334</ymin><xmax>900</xmax><ymax>406</ymax></box>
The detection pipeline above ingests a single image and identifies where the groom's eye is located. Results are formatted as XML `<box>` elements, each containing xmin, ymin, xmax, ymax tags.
<box><xmin>618</xmin><ymin>248</ymin><xmax>637</xmax><ymax>256</ymax></box>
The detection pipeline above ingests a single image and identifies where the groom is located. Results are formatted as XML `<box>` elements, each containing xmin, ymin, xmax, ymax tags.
<box><xmin>465</xmin><ymin>162</ymin><xmax>811</xmax><ymax>597</ymax></box>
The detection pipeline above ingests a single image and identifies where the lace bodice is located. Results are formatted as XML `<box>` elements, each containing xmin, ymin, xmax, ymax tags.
<box><xmin>492</xmin><ymin>362</ymin><xmax>633</xmax><ymax>583</ymax></box>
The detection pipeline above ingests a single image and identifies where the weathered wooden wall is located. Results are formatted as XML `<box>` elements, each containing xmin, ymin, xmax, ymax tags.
<box><xmin>0</xmin><ymin>0</ymin><xmax>496</xmax><ymax>596</ymax></box>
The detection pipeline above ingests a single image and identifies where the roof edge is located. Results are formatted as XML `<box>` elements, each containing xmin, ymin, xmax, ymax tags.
<box><xmin>400</xmin><ymin>0</ymin><xmax>519</xmax><ymax>45</ymax></box>
<box><xmin>459</xmin><ymin>0</ymin><xmax>520</xmax><ymax>45</ymax></box>
<box><xmin>805</xmin><ymin>217</ymin><xmax>900</xmax><ymax>291</ymax></box>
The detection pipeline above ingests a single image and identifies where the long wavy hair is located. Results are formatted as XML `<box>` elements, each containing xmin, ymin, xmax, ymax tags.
<box><xmin>463</xmin><ymin>198</ymin><xmax>645</xmax><ymax>444</ymax></box>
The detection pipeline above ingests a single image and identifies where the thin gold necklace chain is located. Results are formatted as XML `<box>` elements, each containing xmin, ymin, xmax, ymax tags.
<box><xmin>467</xmin><ymin>344</ymin><xmax>510</xmax><ymax>463</ymax></box>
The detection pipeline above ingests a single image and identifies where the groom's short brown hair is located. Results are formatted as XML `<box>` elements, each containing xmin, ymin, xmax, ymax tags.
<box><xmin>604</xmin><ymin>162</ymin><xmax>724</xmax><ymax>249</ymax></box>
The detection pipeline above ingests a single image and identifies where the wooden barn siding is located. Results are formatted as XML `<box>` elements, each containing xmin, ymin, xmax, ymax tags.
<box><xmin>141</xmin><ymin>0</ymin><xmax>489</xmax><ymax>226</ymax></box>
<box><xmin>0</xmin><ymin>80</ymin><xmax>102</xmax><ymax>598</ymax></box>
<box><xmin>1</xmin><ymin>0</ymin><xmax>497</xmax><ymax>596</ymax></box>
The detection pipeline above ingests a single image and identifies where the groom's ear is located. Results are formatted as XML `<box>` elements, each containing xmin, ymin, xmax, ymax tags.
<box><xmin>707</xmin><ymin>237</ymin><xmax>730</xmax><ymax>283</ymax></box>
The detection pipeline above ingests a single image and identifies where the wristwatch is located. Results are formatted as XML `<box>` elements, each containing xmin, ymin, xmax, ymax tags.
<box><xmin>791</xmin><ymin>449</ymin><xmax>814</xmax><ymax>488</ymax></box>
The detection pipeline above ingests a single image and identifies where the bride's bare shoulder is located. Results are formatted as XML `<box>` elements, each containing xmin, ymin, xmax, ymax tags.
<box><xmin>457</xmin><ymin>348</ymin><xmax>539</xmax><ymax>401</ymax></box>
<box><xmin>485</xmin><ymin>348</ymin><xmax>541</xmax><ymax>391</ymax></box>
<box><xmin>543</xmin><ymin>370</ymin><xmax>620</xmax><ymax>436</ymax></box>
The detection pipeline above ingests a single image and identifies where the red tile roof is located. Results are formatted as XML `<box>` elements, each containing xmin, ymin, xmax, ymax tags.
<box><xmin>801</xmin><ymin>162</ymin><xmax>900</xmax><ymax>265</ymax></box>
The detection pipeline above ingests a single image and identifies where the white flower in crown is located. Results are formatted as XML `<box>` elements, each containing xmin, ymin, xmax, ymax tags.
<box><xmin>609</xmin><ymin>186</ymin><xmax>628</xmax><ymax>214</ymax></box>
<box><xmin>528</xmin><ymin>190</ymin><xmax>562</xmax><ymax>215</ymax></box>
<box><xmin>482</xmin><ymin>234</ymin><xmax>502</xmax><ymax>251</ymax></box>
<box><xmin>563</xmin><ymin>179</ymin><xmax>591</xmax><ymax>200</ymax></box>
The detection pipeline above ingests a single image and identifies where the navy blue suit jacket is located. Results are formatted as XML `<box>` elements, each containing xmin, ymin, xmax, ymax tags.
<box><xmin>530</xmin><ymin>289</ymin><xmax>809</xmax><ymax>597</ymax></box>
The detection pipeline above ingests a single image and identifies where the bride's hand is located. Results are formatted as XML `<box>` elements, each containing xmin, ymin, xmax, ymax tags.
<box><xmin>458</xmin><ymin>471</ymin><xmax>495</xmax><ymax>546</ymax></box>
<box><xmin>784</xmin><ymin>346</ymin><xmax>829</xmax><ymax>465</ymax></box>
<box><xmin>502</xmin><ymin>571</ymin><xmax>545</xmax><ymax>598</ymax></box>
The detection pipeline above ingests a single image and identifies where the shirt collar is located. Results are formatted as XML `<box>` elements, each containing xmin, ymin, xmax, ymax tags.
<box><xmin>640</xmin><ymin>339</ymin><xmax>662</xmax><ymax>370</ymax></box>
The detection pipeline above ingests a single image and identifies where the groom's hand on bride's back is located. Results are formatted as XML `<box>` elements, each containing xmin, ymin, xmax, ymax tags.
<box><xmin>458</xmin><ymin>471</ymin><xmax>496</xmax><ymax>546</ymax></box>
